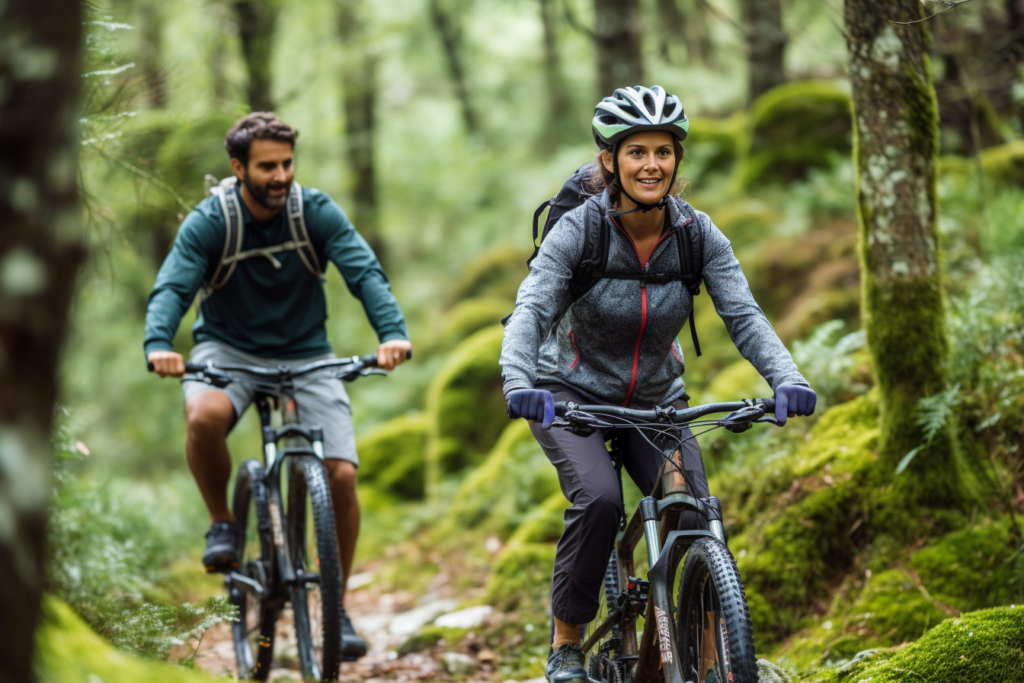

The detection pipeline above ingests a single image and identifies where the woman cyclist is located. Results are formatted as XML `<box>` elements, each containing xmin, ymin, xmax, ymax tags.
<box><xmin>499</xmin><ymin>85</ymin><xmax>817</xmax><ymax>683</ymax></box>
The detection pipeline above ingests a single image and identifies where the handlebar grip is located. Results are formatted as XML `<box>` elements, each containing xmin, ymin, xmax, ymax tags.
<box><xmin>361</xmin><ymin>349</ymin><xmax>413</xmax><ymax>368</ymax></box>
<box><xmin>146</xmin><ymin>361</ymin><xmax>208</xmax><ymax>373</ymax></box>
<box><xmin>761</xmin><ymin>398</ymin><xmax>776</xmax><ymax>412</ymax></box>
<box><xmin>554</xmin><ymin>401</ymin><xmax>569</xmax><ymax>417</ymax></box>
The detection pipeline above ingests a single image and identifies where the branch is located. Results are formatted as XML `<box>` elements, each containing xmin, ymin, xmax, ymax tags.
<box><xmin>90</xmin><ymin>145</ymin><xmax>192</xmax><ymax>213</ymax></box>
<box><xmin>887</xmin><ymin>0</ymin><xmax>976</xmax><ymax>25</ymax></box>
<box><xmin>561</xmin><ymin>0</ymin><xmax>595</xmax><ymax>40</ymax></box>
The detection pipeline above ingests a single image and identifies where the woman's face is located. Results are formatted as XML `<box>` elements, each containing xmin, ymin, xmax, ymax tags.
<box><xmin>602</xmin><ymin>130</ymin><xmax>676</xmax><ymax>206</ymax></box>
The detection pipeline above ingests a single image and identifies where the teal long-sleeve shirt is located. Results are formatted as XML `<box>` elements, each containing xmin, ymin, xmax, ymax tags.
<box><xmin>144</xmin><ymin>184</ymin><xmax>408</xmax><ymax>359</ymax></box>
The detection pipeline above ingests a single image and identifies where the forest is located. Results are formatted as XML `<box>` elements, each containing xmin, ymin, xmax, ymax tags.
<box><xmin>3</xmin><ymin>0</ymin><xmax>1024</xmax><ymax>681</ymax></box>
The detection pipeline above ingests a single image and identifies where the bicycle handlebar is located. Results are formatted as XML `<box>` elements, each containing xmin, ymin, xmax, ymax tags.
<box><xmin>147</xmin><ymin>349</ymin><xmax>412</xmax><ymax>380</ymax></box>
<box><xmin>553</xmin><ymin>397</ymin><xmax>777</xmax><ymax>426</ymax></box>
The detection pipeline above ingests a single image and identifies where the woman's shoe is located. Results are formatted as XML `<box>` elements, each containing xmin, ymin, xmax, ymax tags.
<box><xmin>545</xmin><ymin>643</ymin><xmax>588</xmax><ymax>683</ymax></box>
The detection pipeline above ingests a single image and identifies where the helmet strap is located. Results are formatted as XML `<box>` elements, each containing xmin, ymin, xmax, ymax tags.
<box><xmin>609</xmin><ymin>142</ymin><xmax>679</xmax><ymax>218</ymax></box>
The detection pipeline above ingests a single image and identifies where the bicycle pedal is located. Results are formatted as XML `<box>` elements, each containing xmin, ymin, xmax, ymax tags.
<box><xmin>205</xmin><ymin>561</ymin><xmax>240</xmax><ymax>574</ymax></box>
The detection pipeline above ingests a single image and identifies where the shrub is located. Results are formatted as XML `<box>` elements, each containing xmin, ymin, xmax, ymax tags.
<box><xmin>356</xmin><ymin>413</ymin><xmax>428</xmax><ymax>499</ymax></box>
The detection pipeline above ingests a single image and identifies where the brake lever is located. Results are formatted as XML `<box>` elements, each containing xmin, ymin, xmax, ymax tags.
<box><xmin>755</xmin><ymin>416</ymin><xmax>782</xmax><ymax>427</ymax></box>
<box><xmin>360</xmin><ymin>368</ymin><xmax>388</xmax><ymax>377</ymax></box>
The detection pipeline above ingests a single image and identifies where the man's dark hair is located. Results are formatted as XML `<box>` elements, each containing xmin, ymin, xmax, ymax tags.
<box><xmin>224</xmin><ymin>112</ymin><xmax>299</xmax><ymax>166</ymax></box>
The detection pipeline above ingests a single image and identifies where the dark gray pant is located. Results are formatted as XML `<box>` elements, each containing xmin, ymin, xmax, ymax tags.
<box><xmin>529</xmin><ymin>386</ymin><xmax>710</xmax><ymax>625</ymax></box>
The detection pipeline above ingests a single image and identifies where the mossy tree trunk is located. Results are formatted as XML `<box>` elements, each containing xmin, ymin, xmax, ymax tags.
<box><xmin>428</xmin><ymin>0</ymin><xmax>479</xmax><ymax>135</ymax></box>
<box><xmin>0</xmin><ymin>0</ymin><xmax>86</xmax><ymax>680</ymax></box>
<box><xmin>594</xmin><ymin>0</ymin><xmax>643</xmax><ymax>99</ymax></box>
<box><xmin>658</xmin><ymin>0</ymin><xmax>712</xmax><ymax>66</ymax></box>
<box><xmin>742</xmin><ymin>0</ymin><xmax>787</xmax><ymax>103</ymax></box>
<box><xmin>338</xmin><ymin>0</ymin><xmax>386</xmax><ymax>263</ymax></box>
<box><xmin>844</xmin><ymin>0</ymin><xmax>956</xmax><ymax>504</ymax></box>
<box><xmin>233</xmin><ymin>0</ymin><xmax>280</xmax><ymax>112</ymax></box>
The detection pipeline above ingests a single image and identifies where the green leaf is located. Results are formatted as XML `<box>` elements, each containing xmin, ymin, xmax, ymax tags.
<box><xmin>896</xmin><ymin>446</ymin><xmax>922</xmax><ymax>475</ymax></box>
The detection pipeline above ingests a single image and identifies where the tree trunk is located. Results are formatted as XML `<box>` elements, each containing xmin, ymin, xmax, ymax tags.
<box><xmin>538</xmin><ymin>0</ymin><xmax>574</xmax><ymax>145</ymax></box>
<box><xmin>594</xmin><ymin>0</ymin><xmax>643</xmax><ymax>99</ymax></box>
<box><xmin>138</xmin><ymin>1</ymin><xmax>168</xmax><ymax>108</ymax></box>
<box><xmin>233</xmin><ymin>0</ymin><xmax>280</xmax><ymax>112</ymax></box>
<box><xmin>0</xmin><ymin>1</ymin><xmax>86</xmax><ymax>680</ymax></box>
<box><xmin>427</xmin><ymin>0</ymin><xmax>479</xmax><ymax>134</ymax></box>
<box><xmin>656</xmin><ymin>0</ymin><xmax>712</xmax><ymax>66</ymax></box>
<box><xmin>845</xmin><ymin>0</ymin><xmax>954</xmax><ymax>503</ymax></box>
<box><xmin>338</xmin><ymin>0</ymin><xmax>385</xmax><ymax>263</ymax></box>
<box><xmin>742</xmin><ymin>0</ymin><xmax>787</xmax><ymax>103</ymax></box>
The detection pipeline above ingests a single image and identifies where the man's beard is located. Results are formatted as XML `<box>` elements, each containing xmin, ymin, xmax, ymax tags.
<box><xmin>243</xmin><ymin>173</ymin><xmax>291</xmax><ymax>210</ymax></box>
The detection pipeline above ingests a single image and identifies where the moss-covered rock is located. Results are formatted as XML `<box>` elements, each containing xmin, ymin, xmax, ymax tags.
<box><xmin>35</xmin><ymin>596</ymin><xmax>215</xmax><ymax>682</ymax></box>
<box><xmin>811</xmin><ymin>606</ymin><xmax>1024</xmax><ymax>682</ymax></box>
<box><xmin>726</xmin><ymin>393</ymin><xmax>880</xmax><ymax>639</ymax></box>
<box><xmin>979</xmin><ymin>140</ymin><xmax>1024</xmax><ymax>188</ymax></box>
<box><xmin>450</xmin><ymin>246</ymin><xmax>531</xmax><ymax>305</ymax></box>
<box><xmin>506</xmin><ymin>491</ymin><xmax>569</xmax><ymax>546</ymax></box>
<box><xmin>486</xmin><ymin>542</ymin><xmax>558</xmax><ymax>613</ymax></box>
<box><xmin>357</xmin><ymin>413</ymin><xmax>429</xmax><ymax>499</ymax></box>
<box><xmin>396</xmin><ymin>625</ymin><xmax>470</xmax><ymax>656</ymax></box>
<box><xmin>684</xmin><ymin>114</ymin><xmax>745</xmax><ymax>181</ymax></box>
<box><xmin>738</xmin><ymin>81</ymin><xmax>852</xmax><ymax>189</ymax></box>
<box><xmin>911</xmin><ymin>518</ymin><xmax>1023</xmax><ymax>613</ymax></box>
<box><xmin>425</xmin><ymin>325</ymin><xmax>507</xmax><ymax>483</ymax></box>
<box><xmin>439</xmin><ymin>421</ymin><xmax>560</xmax><ymax>538</ymax></box>
<box><xmin>442</xmin><ymin>297</ymin><xmax>514</xmax><ymax>348</ymax></box>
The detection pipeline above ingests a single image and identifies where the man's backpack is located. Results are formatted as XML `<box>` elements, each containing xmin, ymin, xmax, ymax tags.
<box><xmin>201</xmin><ymin>176</ymin><xmax>323</xmax><ymax>299</ymax></box>
<box><xmin>523</xmin><ymin>166</ymin><xmax>705</xmax><ymax>356</ymax></box>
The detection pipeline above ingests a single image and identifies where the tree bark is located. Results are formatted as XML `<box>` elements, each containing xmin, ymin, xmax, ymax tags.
<box><xmin>138</xmin><ymin>1</ymin><xmax>168</xmax><ymax>108</ymax></box>
<box><xmin>427</xmin><ymin>0</ymin><xmax>479</xmax><ymax>134</ymax></box>
<box><xmin>233</xmin><ymin>0</ymin><xmax>280</xmax><ymax>112</ymax></box>
<box><xmin>538</xmin><ymin>0</ymin><xmax>574</xmax><ymax>145</ymax></box>
<box><xmin>0</xmin><ymin>1</ymin><xmax>86</xmax><ymax>680</ymax></box>
<box><xmin>845</xmin><ymin>0</ymin><xmax>954</xmax><ymax>503</ymax></box>
<box><xmin>742</xmin><ymin>0</ymin><xmax>787</xmax><ymax>103</ymax></box>
<box><xmin>593</xmin><ymin>0</ymin><xmax>644</xmax><ymax>99</ymax></box>
<box><xmin>657</xmin><ymin>0</ymin><xmax>712</xmax><ymax>66</ymax></box>
<box><xmin>338</xmin><ymin>0</ymin><xmax>385</xmax><ymax>263</ymax></box>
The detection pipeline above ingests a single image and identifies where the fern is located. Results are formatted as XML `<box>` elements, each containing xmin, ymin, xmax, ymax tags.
<box><xmin>896</xmin><ymin>384</ymin><xmax>961</xmax><ymax>474</ymax></box>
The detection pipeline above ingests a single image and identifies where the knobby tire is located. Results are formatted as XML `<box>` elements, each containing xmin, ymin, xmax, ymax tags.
<box><xmin>675</xmin><ymin>537</ymin><xmax>757</xmax><ymax>683</ymax></box>
<box><xmin>586</xmin><ymin>552</ymin><xmax>625</xmax><ymax>683</ymax></box>
<box><xmin>230</xmin><ymin>459</ymin><xmax>277</xmax><ymax>681</ymax></box>
<box><xmin>287</xmin><ymin>455</ymin><xmax>344</xmax><ymax>682</ymax></box>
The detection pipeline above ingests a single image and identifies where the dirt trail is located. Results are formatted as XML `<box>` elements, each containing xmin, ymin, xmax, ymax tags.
<box><xmin>192</xmin><ymin>573</ymin><xmax>516</xmax><ymax>683</ymax></box>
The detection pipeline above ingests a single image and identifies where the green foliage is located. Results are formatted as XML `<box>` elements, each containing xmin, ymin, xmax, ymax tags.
<box><xmin>441</xmin><ymin>297</ymin><xmax>514</xmax><ymax>348</ymax></box>
<box><xmin>683</xmin><ymin>114</ymin><xmax>744</xmax><ymax>181</ymax></box>
<box><xmin>910</xmin><ymin>519</ymin><xmax>1024</xmax><ymax>613</ymax></box>
<box><xmin>104</xmin><ymin>597</ymin><xmax>236</xmax><ymax>664</ymax></box>
<box><xmin>738</xmin><ymin>81</ymin><xmax>852</xmax><ymax>189</ymax></box>
<box><xmin>485</xmin><ymin>543</ymin><xmax>557</xmax><ymax>613</ymax></box>
<box><xmin>506</xmin><ymin>491</ymin><xmax>569</xmax><ymax>546</ymax></box>
<box><xmin>396</xmin><ymin>625</ymin><xmax>469</xmax><ymax>656</ymax></box>
<box><xmin>35</xmin><ymin>596</ymin><xmax>219</xmax><ymax>681</ymax></box>
<box><xmin>425</xmin><ymin>325</ymin><xmax>507</xmax><ymax>480</ymax></box>
<box><xmin>449</xmin><ymin>246</ymin><xmax>531</xmax><ymax>305</ymax></box>
<box><xmin>356</xmin><ymin>412</ymin><xmax>428</xmax><ymax>499</ymax></box>
<box><xmin>811</xmin><ymin>606</ymin><xmax>1024</xmax><ymax>683</ymax></box>
<box><xmin>979</xmin><ymin>140</ymin><xmax>1024</xmax><ymax>188</ymax></box>
<box><xmin>791</xmin><ymin>320</ymin><xmax>869</xmax><ymax>409</ymax></box>
<box><xmin>439</xmin><ymin>420</ymin><xmax>559</xmax><ymax>538</ymax></box>
<box><xmin>896</xmin><ymin>383</ymin><xmax>962</xmax><ymax>474</ymax></box>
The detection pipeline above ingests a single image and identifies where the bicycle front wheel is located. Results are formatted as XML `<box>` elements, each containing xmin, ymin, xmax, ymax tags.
<box><xmin>675</xmin><ymin>537</ymin><xmax>757</xmax><ymax>683</ymax></box>
<box><xmin>286</xmin><ymin>455</ymin><xmax>343</xmax><ymax>682</ymax></box>
<box><xmin>230</xmin><ymin>459</ymin><xmax>278</xmax><ymax>681</ymax></box>
<box><xmin>585</xmin><ymin>552</ymin><xmax>625</xmax><ymax>683</ymax></box>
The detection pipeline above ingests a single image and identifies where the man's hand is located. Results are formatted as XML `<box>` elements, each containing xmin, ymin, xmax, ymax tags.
<box><xmin>148</xmin><ymin>350</ymin><xmax>185</xmax><ymax>378</ymax></box>
<box><xmin>377</xmin><ymin>339</ymin><xmax>412</xmax><ymax>371</ymax></box>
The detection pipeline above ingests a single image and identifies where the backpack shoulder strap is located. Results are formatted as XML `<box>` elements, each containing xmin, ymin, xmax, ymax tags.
<box><xmin>672</xmin><ymin>198</ymin><xmax>704</xmax><ymax>357</ymax></box>
<box><xmin>526</xmin><ymin>198</ymin><xmax>554</xmax><ymax>268</ymax></box>
<box><xmin>286</xmin><ymin>181</ymin><xmax>324</xmax><ymax>280</ymax></box>
<box><xmin>568</xmin><ymin>197</ymin><xmax>609</xmax><ymax>301</ymax></box>
<box><xmin>207</xmin><ymin>177</ymin><xmax>244</xmax><ymax>293</ymax></box>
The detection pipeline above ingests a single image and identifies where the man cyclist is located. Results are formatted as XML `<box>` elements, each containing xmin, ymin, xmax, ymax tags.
<box><xmin>145</xmin><ymin>112</ymin><xmax>410</xmax><ymax>659</ymax></box>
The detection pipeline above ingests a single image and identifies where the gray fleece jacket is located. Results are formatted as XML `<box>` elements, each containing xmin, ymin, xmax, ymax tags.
<box><xmin>500</xmin><ymin>191</ymin><xmax>808</xmax><ymax>408</ymax></box>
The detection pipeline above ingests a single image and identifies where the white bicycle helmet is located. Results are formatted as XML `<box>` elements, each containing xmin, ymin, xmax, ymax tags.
<box><xmin>592</xmin><ymin>85</ymin><xmax>689</xmax><ymax>150</ymax></box>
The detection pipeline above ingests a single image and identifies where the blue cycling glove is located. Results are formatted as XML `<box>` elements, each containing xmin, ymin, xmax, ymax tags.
<box><xmin>506</xmin><ymin>389</ymin><xmax>555</xmax><ymax>429</ymax></box>
<box><xmin>774</xmin><ymin>385</ymin><xmax>817</xmax><ymax>426</ymax></box>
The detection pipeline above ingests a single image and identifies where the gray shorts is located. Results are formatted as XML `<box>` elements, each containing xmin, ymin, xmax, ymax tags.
<box><xmin>183</xmin><ymin>341</ymin><xmax>358</xmax><ymax>465</ymax></box>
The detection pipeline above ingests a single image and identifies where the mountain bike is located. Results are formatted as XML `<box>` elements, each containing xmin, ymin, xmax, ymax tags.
<box><xmin>173</xmin><ymin>353</ymin><xmax>402</xmax><ymax>682</ymax></box>
<box><xmin>550</xmin><ymin>398</ymin><xmax>778</xmax><ymax>683</ymax></box>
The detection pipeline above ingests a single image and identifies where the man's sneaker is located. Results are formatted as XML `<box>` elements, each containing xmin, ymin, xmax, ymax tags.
<box><xmin>340</xmin><ymin>610</ymin><xmax>368</xmax><ymax>660</ymax></box>
<box><xmin>202</xmin><ymin>520</ymin><xmax>239</xmax><ymax>572</ymax></box>
<box><xmin>545</xmin><ymin>643</ymin><xmax>587</xmax><ymax>683</ymax></box>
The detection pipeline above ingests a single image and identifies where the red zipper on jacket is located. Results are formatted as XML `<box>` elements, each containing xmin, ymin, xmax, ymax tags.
<box><xmin>612</xmin><ymin>217</ymin><xmax>678</xmax><ymax>407</ymax></box>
